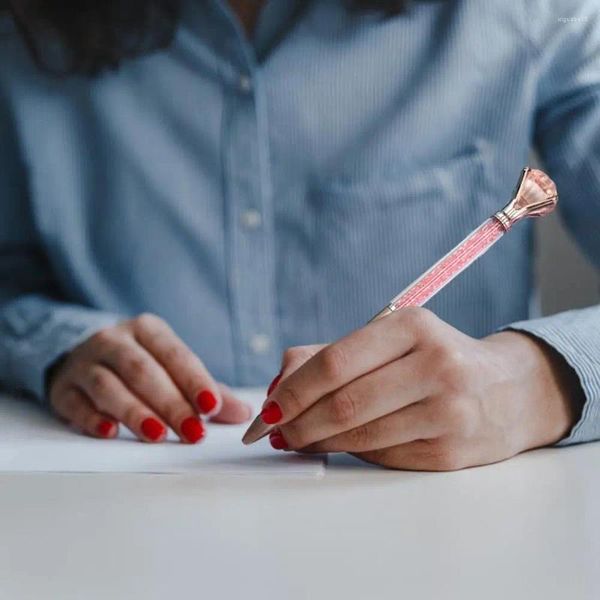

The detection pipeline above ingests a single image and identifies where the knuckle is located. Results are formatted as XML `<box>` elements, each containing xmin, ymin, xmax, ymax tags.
<box><xmin>329</xmin><ymin>388</ymin><xmax>357</xmax><ymax>426</ymax></box>
<box><xmin>163</xmin><ymin>343</ymin><xmax>185</xmax><ymax>365</ymax></box>
<box><xmin>432</xmin><ymin>346</ymin><xmax>468</xmax><ymax>389</ymax></box>
<box><xmin>87</xmin><ymin>368</ymin><xmax>112</xmax><ymax>396</ymax></box>
<box><xmin>133</xmin><ymin>312</ymin><xmax>164</xmax><ymax>333</ymax></box>
<box><xmin>318</xmin><ymin>345</ymin><xmax>348</xmax><ymax>382</ymax></box>
<box><xmin>282</xmin><ymin>346</ymin><xmax>302</xmax><ymax>363</ymax></box>
<box><xmin>400</xmin><ymin>306</ymin><xmax>436</xmax><ymax>333</ymax></box>
<box><xmin>122</xmin><ymin>355</ymin><xmax>150</xmax><ymax>380</ymax></box>
<box><xmin>444</xmin><ymin>347</ymin><xmax>467</xmax><ymax>373</ymax></box>
<box><xmin>347</xmin><ymin>423</ymin><xmax>372</xmax><ymax>449</ymax></box>
<box><xmin>89</xmin><ymin>328</ymin><xmax>117</xmax><ymax>348</ymax></box>
<box><xmin>282</xmin><ymin>346</ymin><xmax>314</xmax><ymax>367</ymax></box>
<box><xmin>277</xmin><ymin>385</ymin><xmax>303</xmax><ymax>416</ymax></box>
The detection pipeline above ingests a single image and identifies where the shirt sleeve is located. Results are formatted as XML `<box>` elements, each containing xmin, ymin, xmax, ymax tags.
<box><xmin>0</xmin><ymin>87</ymin><xmax>123</xmax><ymax>403</ymax></box>
<box><xmin>505</xmin><ymin>309</ymin><xmax>600</xmax><ymax>445</ymax></box>
<box><xmin>505</xmin><ymin>1</ymin><xmax>600</xmax><ymax>445</ymax></box>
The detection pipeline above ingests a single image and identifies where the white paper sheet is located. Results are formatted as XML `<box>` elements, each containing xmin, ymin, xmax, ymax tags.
<box><xmin>0</xmin><ymin>389</ymin><xmax>326</xmax><ymax>477</ymax></box>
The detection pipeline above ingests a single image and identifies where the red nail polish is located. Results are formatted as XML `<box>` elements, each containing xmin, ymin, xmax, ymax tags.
<box><xmin>96</xmin><ymin>420</ymin><xmax>114</xmax><ymax>438</ymax></box>
<box><xmin>267</xmin><ymin>372</ymin><xmax>282</xmax><ymax>396</ymax></box>
<box><xmin>196</xmin><ymin>390</ymin><xmax>218</xmax><ymax>414</ymax></box>
<box><xmin>141</xmin><ymin>418</ymin><xmax>166</xmax><ymax>441</ymax></box>
<box><xmin>181</xmin><ymin>417</ymin><xmax>205</xmax><ymax>444</ymax></box>
<box><xmin>261</xmin><ymin>401</ymin><xmax>283</xmax><ymax>425</ymax></box>
<box><xmin>269</xmin><ymin>431</ymin><xmax>288</xmax><ymax>451</ymax></box>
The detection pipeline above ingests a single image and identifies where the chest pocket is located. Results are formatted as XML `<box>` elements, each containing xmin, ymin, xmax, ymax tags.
<box><xmin>311</xmin><ymin>149</ymin><xmax>497</xmax><ymax>339</ymax></box>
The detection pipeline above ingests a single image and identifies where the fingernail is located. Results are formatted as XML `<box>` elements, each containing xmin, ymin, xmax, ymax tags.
<box><xmin>267</xmin><ymin>372</ymin><xmax>282</xmax><ymax>396</ymax></box>
<box><xmin>261</xmin><ymin>401</ymin><xmax>283</xmax><ymax>425</ymax></box>
<box><xmin>269</xmin><ymin>431</ymin><xmax>288</xmax><ymax>451</ymax></box>
<box><xmin>96</xmin><ymin>420</ymin><xmax>115</xmax><ymax>438</ymax></box>
<box><xmin>141</xmin><ymin>417</ymin><xmax>166</xmax><ymax>441</ymax></box>
<box><xmin>196</xmin><ymin>390</ymin><xmax>218</xmax><ymax>414</ymax></box>
<box><xmin>181</xmin><ymin>416</ymin><xmax>206</xmax><ymax>444</ymax></box>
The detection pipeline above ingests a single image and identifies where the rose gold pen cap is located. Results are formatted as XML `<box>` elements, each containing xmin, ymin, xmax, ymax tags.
<box><xmin>495</xmin><ymin>168</ymin><xmax>558</xmax><ymax>230</ymax></box>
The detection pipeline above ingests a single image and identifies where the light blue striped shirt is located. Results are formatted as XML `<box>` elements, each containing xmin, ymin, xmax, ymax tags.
<box><xmin>0</xmin><ymin>0</ymin><xmax>599</xmax><ymax>444</ymax></box>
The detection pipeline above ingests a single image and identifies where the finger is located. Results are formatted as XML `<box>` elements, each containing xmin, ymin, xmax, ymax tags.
<box><xmin>278</xmin><ymin>344</ymin><xmax>326</xmax><ymax>386</ymax></box>
<box><xmin>77</xmin><ymin>364</ymin><xmax>169</xmax><ymax>443</ymax></box>
<box><xmin>242</xmin><ymin>309</ymin><xmax>435</xmax><ymax>445</ymax></box>
<box><xmin>262</xmin><ymin>345</ymin><xmax>325</xmax><ymax>404</ymax></box>
<box><xmin>241</xmin><ymin>347</ymin><xmax>325</xmax><ymax>445</ymax></box>
<box><xmin>51</xmin><ymin>386</ymin><xmax>119</xmax><ymax>439</ymax></box>
<box><xmin>264</xmin><ymin>344</ymin><xmax>325</xmax><ymax>398</ymax></box>
<box><xmin>354</xmin><ymin>438</ymin><xmax>469</xmax><ymax>472</ymax></box>
<box><xmin>296</xmin><ymin>399</ymin><xmax>441</xmax><ymax>453</ymax></box>
<box><xmin>209</xmin><ymin>383</ymin><xmax>253</xmax><ymax>424</ymax></box>
<box><xmin>278</xmin><ymin>351</ymin><xmax>432</xmax><ymax>448</ymax></box>
<box><xmin>101</xmin><ymin>339</ymin><xmax>204</xmax><ymax>443</ymax></box>
<box><xmin>133</xmin><ymin>314</ymin><xmax>222</xmax><ymax>416</ymax></box>
<box><xmin>266</xmin><ymin>308</ymin><xmax>437</xmax><ymax>425</ymax></box>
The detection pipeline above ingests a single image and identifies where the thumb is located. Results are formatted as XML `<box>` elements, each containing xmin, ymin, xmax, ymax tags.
<box><xmin>210</xmin><ymin>383</ymin><xmax>253</xmax><ymax>424</ymax></box>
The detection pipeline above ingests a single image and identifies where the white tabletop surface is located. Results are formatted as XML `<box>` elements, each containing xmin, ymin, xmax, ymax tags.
<box><xmin>1</xmin><ymin>394</ymin><xmax>599</xmax><ymax>600</ymax></box>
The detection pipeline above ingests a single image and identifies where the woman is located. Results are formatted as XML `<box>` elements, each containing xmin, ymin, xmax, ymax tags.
<box><xmin>0</xmin><ymin>0</ymin><xmax>598</xmax><ymax>469</ymax></box>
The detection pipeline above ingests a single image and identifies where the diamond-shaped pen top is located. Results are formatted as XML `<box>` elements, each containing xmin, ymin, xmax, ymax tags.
<box><xmin>495</xmin><ymin>168</ymin><xmax>559</xmax><ymax>230</ymax></box>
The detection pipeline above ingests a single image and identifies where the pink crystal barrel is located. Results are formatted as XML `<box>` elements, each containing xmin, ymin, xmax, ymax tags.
<box><xmin>390</xmin><ymin>218</ymin><xmax>505</xmax><ymax>310</ymax></box>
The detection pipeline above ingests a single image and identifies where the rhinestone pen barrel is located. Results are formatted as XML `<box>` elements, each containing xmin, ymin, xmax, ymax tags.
<box><xmin>370</xmin><ymin>168</ymin><xmax>558</xmax><ymax>322</ymax></box>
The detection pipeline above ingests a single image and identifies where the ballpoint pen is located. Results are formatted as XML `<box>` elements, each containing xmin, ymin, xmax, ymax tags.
<box><xmin>242</xmin><ymin>167</ymin><xmax>559</xmax><ymax>446</ymax></box>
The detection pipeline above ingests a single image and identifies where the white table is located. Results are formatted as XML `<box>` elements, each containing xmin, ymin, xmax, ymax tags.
<box><xmin>1</xmin><ymin>399</ymin><xmax>599</xmax><ymax>600</ymax></box>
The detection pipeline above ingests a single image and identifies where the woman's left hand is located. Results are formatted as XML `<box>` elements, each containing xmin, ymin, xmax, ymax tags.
<box><xmin>265</xmin><ymin>308</ymin><xmax>583</xmax><ymax>471</ymax></box>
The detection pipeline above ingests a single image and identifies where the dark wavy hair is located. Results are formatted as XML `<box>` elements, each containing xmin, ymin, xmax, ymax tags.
<box><xmin>0</xmin><ymin>1</ymin><xmax>413</xmax><ymax>76</ymax></box>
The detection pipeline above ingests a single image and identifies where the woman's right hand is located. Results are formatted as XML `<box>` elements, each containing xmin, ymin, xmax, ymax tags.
<box><xmin>48</xmin><ymin>313</ymin><xmax>252</xmax><ymax>443</ymax></box>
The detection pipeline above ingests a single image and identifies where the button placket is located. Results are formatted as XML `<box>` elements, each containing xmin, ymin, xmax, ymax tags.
<box><xmin>223</xmin><ymin>68</ymin><xmax>279</xmax><ymax>385</ymax></box>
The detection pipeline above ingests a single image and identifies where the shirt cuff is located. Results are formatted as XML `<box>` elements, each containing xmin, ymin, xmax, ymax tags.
<box><xmin>502</xmin><ymin>306</ymin><xmax>600</xmax><ymax>446</ymax></box>
<box><xmin>1</xmin><ymin>296</ymin><xmax>123</xmax><ymax>403</ymax></box>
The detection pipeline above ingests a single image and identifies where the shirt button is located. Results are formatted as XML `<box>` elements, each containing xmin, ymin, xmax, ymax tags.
<box><xmin>241</xmin><ymin>209</ymin><xmax>262</xmax><ymax>230</ymax></box>
<box><xmin>249</xmin><ymin>334</ymin><xmax>271</xmax><ymax>355</ymax></box>
<box><xmin>239</xmin><ymin>74</ymin><xmax>252</xmax><ymax>93</ymax></box>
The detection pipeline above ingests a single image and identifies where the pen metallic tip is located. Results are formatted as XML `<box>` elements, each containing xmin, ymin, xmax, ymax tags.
<box><xmin>242</xmin><ymin>414</ymin><xmax>274</xmax><ymax>445</ymax></box>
